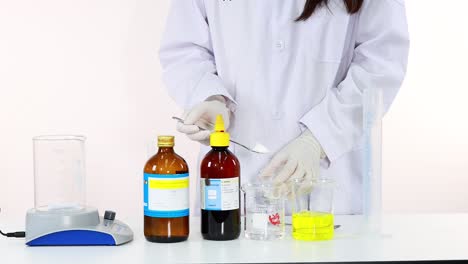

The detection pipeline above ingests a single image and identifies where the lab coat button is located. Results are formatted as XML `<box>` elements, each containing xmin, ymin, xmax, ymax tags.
<box><xmin>272</xmin><ymin>110</ymin><xmax>283</xmax><ymax>119</ymax></box>
<box><xmin>275</xmin><ymin>40</ymin><xmax>285</xmax><ymax>50</ymax></box>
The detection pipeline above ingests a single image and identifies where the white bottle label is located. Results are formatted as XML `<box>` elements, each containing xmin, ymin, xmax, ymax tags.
<box><xmin>201</xmin><ymin>177</ymin><xmax>239</xmax><ymax>211</ymax></box>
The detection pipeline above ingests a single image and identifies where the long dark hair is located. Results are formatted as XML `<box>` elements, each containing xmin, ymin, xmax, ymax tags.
<box><xmin>296</xmin><ymin>0</ymin><xmax>364</xmax><ymax>21</ymax></box>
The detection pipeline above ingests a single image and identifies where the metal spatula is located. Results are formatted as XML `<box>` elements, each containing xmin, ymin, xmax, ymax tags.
<box><xmin>172</xmin><ymin>116</ymin><xmax>269</xmax><ymax>154</ymax></box>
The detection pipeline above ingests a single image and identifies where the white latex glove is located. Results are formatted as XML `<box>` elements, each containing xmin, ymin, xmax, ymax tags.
<box><xmin>176</xmin><ymin>95</ymin><xmax>230</xmax><ymax>145</ymax></box>
<box><xmin>259</xmin><ymin>129</ymin><xmax>325</xmax><ymax>195</ymax></box>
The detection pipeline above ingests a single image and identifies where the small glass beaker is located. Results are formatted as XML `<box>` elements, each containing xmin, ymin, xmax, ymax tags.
<box><xmin>33</xmin><ymin>135</ymin><xmax>86</xmax><ymax>212</ymax></box>
<box><xmin>242</xmin><ymin>182</ymin><xmax>285</xmax><ymax>240</ymax></box>
<box><xmin>291</xmin><ymin>178</ymin><xmax>334</xmax><ymax>241</ymax></box>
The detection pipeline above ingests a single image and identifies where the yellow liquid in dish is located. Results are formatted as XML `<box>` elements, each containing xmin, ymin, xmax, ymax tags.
<box><xmin>292</xmin><ymin>211</ymin><xmax>334</xmax><ymax>241</ymax></box>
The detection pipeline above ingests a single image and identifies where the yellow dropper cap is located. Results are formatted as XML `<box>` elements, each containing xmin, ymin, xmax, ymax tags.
<box><xmin>210</xmin><ymin>114</ymin><xmax>230</xmax><ymax>147</ymax></box>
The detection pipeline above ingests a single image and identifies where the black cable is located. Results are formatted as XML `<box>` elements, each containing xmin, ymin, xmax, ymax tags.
<box><xmin>0</xmin><ymin>208</ymin><xmax>26</xmax><ymax>238</ymax></box>
<box><xmin>0</xmin><ymin>229</ymin><xmax>26</xmax><ymax>238</ymax></box>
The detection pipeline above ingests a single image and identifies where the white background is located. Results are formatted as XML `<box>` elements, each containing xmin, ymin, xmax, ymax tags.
<box><xmin>1</xmin><ymin>0</ymin><xmax>467</xmax><ymax>221</ymax></box>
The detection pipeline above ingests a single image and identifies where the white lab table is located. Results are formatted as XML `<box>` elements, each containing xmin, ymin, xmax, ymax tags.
<box><xmin>2</xmin><ymin>214</ymin><xmax>468</xmax><ymax>263</ymax></box>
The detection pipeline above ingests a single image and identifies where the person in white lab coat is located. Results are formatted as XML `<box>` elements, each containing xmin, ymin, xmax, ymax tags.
<box><xmin>159</xmin><ymin>0</ymin><xmax>409</xmax><ymax>214</ymax></box>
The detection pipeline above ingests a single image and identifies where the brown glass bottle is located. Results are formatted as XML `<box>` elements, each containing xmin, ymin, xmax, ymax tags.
<box><xmin>144</xmin><ymin>136</ymin><xmax>189</xmax><ymax>243</ymax></box>
<box><xmin>200</xmin><ymin>146</ymin><xmax>241</xmax><ymax>240</ymax></box>
<box><xmin>200</xmin><ymin>115</ymin><xmax>241</xmax><ymax>240</ymax></box>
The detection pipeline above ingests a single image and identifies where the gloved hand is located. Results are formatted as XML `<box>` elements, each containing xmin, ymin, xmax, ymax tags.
<box><xmin>176</xmin><ymin>95</ymin><xmax>230</xmax><ymax>145</ymax></box>
<box><xmin>259</xmin><ymin>129</ymin><xmax>326</xmax><ymax>196</ymax></box>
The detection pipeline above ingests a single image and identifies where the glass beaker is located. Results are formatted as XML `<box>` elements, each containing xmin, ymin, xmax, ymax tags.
<box><xmin>291</xmin><ymin>178</ymin><xmax>334</xmax><ymax>241</ymax></box>
<box><xmin>33</xmin><ymin>135</ymin><xmax>86</xmax><ymax>212</ymax></box>
<box><xmin>242</xmin><ymin>182</ymin><xmax>285</xmax><ymax>240</ymax></box>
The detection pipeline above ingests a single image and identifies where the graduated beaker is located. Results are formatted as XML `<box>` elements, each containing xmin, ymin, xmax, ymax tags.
<box><xmin>291</xmin><ymin>178</ymin><xmax>334</xmax><ymax>241</ymax></box>
<box><xmin>242</xmin><ymin>182</ymin><xmax>285</xmax><ymax>240</ymax></box>
<box><xmin>33</xmin><ymin>135</ymin><xmax>86</xmax><ymax>212</ymax></box>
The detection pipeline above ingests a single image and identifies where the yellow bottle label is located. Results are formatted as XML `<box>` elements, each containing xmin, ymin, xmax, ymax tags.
<box><xmin>149</xmin><ymin>178</ymin><xmax>189</xmax><ymax>189</ymax></box>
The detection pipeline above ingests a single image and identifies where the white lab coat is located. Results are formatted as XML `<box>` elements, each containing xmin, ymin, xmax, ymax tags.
<box><xmin>159</xmin><ymin>0</ymin><xmax>409</xmax><ymax>214</ymax></box>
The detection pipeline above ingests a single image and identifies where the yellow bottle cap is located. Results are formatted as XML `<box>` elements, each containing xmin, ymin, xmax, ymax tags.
<box><xmin>210</xmin><ymin>115</ymin><xmax>230</xmax><ymax>147</ymax></box>
<box><xmin>158</xmin><ymin>135</ymin><xmax>174</xmax><ymax>147</ymax></box>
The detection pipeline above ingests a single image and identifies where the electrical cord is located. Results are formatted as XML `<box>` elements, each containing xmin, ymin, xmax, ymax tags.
<box><xmin>0</xmin><ymin>209</ymin><xmax>26</xmax><ymax>238</ymax></box>
<box><xmin>0</xmin><ymin>229</ymin><xmax>26</xmax><ymax>238</ymax></box>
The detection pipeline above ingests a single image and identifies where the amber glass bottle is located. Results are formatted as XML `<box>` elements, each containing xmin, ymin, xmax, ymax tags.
<box><xmin>200</xmin><ymin>115</ymin><xmax>241</xmax><ymax>240</ymax></box>
<box><xmin>144</xmin><ymin>136</ymin><xmax>189</xmax><ymax>243</ymax></box>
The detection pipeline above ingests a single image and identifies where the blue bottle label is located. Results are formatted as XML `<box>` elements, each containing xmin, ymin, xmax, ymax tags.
<box><xmin>200</xmin><ymin>177</ymin><xmax>239</xmax><ymax>211</ymax></box>
<box><xmin>144</xmin><ymin>173</ymin><xmax>189</xmax><ymax>218</ymax></box>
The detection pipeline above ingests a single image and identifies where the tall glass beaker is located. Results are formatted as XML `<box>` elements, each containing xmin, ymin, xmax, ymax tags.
<box><xmin>33</xmin><ymin>135</ymin><xmax>86</xmax><ymax>211</ymax></box>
